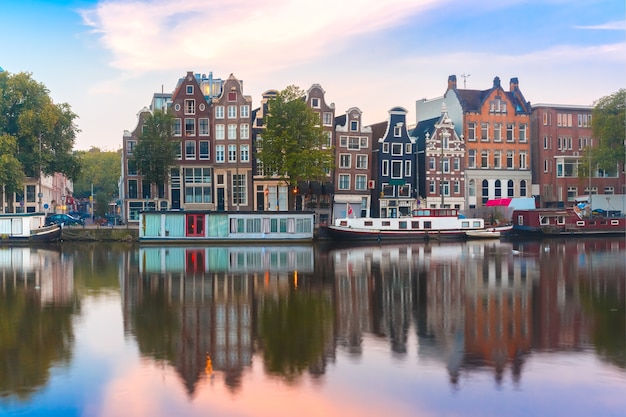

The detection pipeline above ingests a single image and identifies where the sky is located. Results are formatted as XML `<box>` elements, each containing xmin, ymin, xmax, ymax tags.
<box><xmin>1</xmin><ymin>0</ymin><xmax>624</xmax><ymax>151</ymax></box>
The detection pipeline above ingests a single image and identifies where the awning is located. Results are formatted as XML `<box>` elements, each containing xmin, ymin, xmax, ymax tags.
<box><xmin>486</xmin><ymin>198</ymin><xmax>512</xmax><ymax>207</ymax></box>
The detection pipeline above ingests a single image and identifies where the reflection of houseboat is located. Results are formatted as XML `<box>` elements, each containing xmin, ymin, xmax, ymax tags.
<box><xmin>139</xmin><ymin>245</ymin><xmax>315</xmax><ymax>274</ymax></box>
<box><xmin>0</xmin><ymin>213</ymin><xmax>62</xmax><ymax>243</ymax></box>
<box><xmin>512</xmin><ymin>208</ymin><xmax>626</xmax><ymax>237</ymax></box>
<box><xmin>324</xmin><ymin>208</ymin><xmax>485</xmax><ymax>241</ymax></box>
<box><xmin>139</xmin><ymin>210</ymin><xmax>315</xmax><ymax>243</ymax></box>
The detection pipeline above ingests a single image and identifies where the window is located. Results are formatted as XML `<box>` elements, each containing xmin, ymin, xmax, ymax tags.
<box><xmin>240</xmin><ymin>144</ymin><xmax>249</xmax><ymax>162</ymax></box>
<box><xmin>199</xmin><ymin>141</ymin><xmax>209</xmax><ymax>159</ymax></box>
<box><xmin>173</xmin><ymin>119</ymin><xmax>182</xmax><ymax>136</ymax></box>
<box><xmin>519</xmin><ymin>151</ymin><xmax>527</xmax><ymax>169</ymax></box>
<box><xmin>356</xmin><ymin>155</ymin><xmax>368</xmax><ymax>169</ymax></box>
<box><xmin>128</xmin><ymin>179</ymin><xmax>138</xmax><ymax>198</ymax></box>
<box><xmin>232</xmin><ymin>174</ymin><xmax>246</xmax><ymax>205</ymax></box>
<box><xmin>186</xmin><ymin>85</ymin><xmax>193</xmax><ymax>95</ymax></box>
<box><xmin>176</xmin><ymin>141</ymin><xmax>182</xmax><ymax>159</ymax></box>
<box><xmin>240</xmin><ymin>105</ymin><xmax>249</xmax><ymax>118</ymax></box>
<box><xmin>442</xmin><ymin>158</ymin><xmax>449</xmax><ymax>173</ymax></box>
<box><xmin>185</xmin><ymin>99</ymin><xmax>195</xmax><ymax>115</ymax></box>
<box><xmin>468</xmin><ymin>179</ymin><xmax>475</xmax><ymax>196</ymax></box>
<box><xmin>519</xmin><ymin>124</ymin><xmax>527</xmax><ymax>142</ymax></box>
<box><xmin>493</xmin><ymin>123</ymin><xmax>502</xmax><ymax>141</ymax></box>
<box><xmin>184</xmin><ymin>168</ymin><xmax>213</xmax><ymax>204</ymax></box>
<box><xmin>494</xmin><ymin>179</ymin><xmax>502</xmax><ymax>197</ymax></box>
<box><xmin>324</xmin><ymin>131</ymin><xmax>332</xmax><ymax>148</ymax></box>
<box><xmin>405</xmin><ymin>143</ymin><xmax>412</xmax><ymax>154</ymax></box>
<box><xmin>215</xmin><ymin>106</ymin><xmax>224</xmax><ymax>119</ymax></box>
<box><xmin>127</xmin><ymin>159</ymin><xmax>137</xmax><ymax>176</ymax></box>
<box><xmin>185</xmin><ymin>140</ymin><xmax>196</xmax><ymax>159</ymax></box>
<box><xmin>228</xmin><ymin>105</ymin><xmax>237</xmax><ymax>119</ymax></box>
<box><xmin>394</xmin><ymin>125</ymin><xmax>401</xmax><ymax>137</ymax></box>
<box><xmin>520</xmin><ymin>180</ymin><xmax>527</xmax><ymax>196</ymax></box>
<box><xmin>544</xmin><ymin>136</ymin><xmax>549</xmax><ymax>149</ymax></box>
<box><xmin>216</xmin><ymin>124</ymin><xmax>225</xmax><ymax>140</ymax></box>
<box><xmin>453</xmin><ymin>157</ymin><xmax>460</xmax><ymax>171</ymax></box>
<box><xmin>339</xmin><ymin>136</ymin><xmax>347</xmax><ymax>147</ymax></box>
<box><xmin>355</xmin><ymin>175</ymin><xmax>367</xmax><ymax>190</ymax></box>
<box><xmin>604</xmin><ymin>186</ymin><xmax>614</xmax><ymax>194</ymax></box>
<box><xmin>391</xmin><ymin>143</ymin><xmax>402</xmax><ymax>155</ymax></box>
<box><xmin>323</xmin><ymin>112</ymin><xmax>333</xmax><ymax>125</ymax></box>
<box><xmin>338</xmin><ymin>174</ymin><xmax>350</xmax><ymax>190</ymax></box>
<box><xmin>360</xmin><ymin>137</ymin><xmax>368</xmax><ymax>148</ymax></box>
<box><xmin>405</xmin><ymin>160</ymin><xmax>412</xmax><ymax>177</ymax></box>
<box><xmin>557</xmin><ymin>160</ymin><xmax>577</xmax><ymax>177</ymax></box>
<box><xmin>543</xmin><ymin>112</ymin><xmax>548</xmax><ymax>125</ymax></box>
<box><xmin>481</xmin><ymin>150</ymin><xmax>489</xmax><ymax>168</ymax></box>
<box><xmin>348</xmin><ymin>137</ymin><xmax>360</xmax><ymax>150</ymax></box>
<box><xmin>382</xmin><ymin>160</ymin><xmax>389</xmax><ymax>176</ymax></box>
<box><xmin>544</xmin><ymin>159</ymin><xmax>549</xmax><ymax>173</ymax></box>
<box><xmin>240</xmin><ymin>124</ymin><xmax>249</xmax><ymax>139</ymax></box>
<box><xmin>441</xmin><ymin>181</ymin><xmax>450</xmax><ymax>196</ymax></box>
<box><xmin>468</xmin><ymin>150</ymin><xmax>476</xmax><ymax>168</ymax></box>
<box><xmin>467</xmin><ymin>122</ymin><xmax>476</xmax><ymax>141</ymax></box>
<box><xmin>506</xmin><ymin>151</ymin><xmax>514</xmax><ymax>169</ymax></box>
<box><xmin>494</xmin><ymin>150</ymin><xmax>501</xmax><ymax>168</ymax></box>
<box><xmin>506</xmin><ymin>123</ymin><xmax>515</xmax><ymax>142</ymax></box>
<box><xmin>216</xmin><ymin>145</ymin><xmax>225</xmax><ymax>162</ymax></box>
<box><xmin>382</xmin><ymin>143</ymin><xmax>389</xmax><ymax>153</ymax></box>
<box><xmin>228</xmin><ymin>145</ymin><xmax>237</xmax><ymax>162</ymax></box>
<box><xmin>185</xmin><ymin>118</ymin><xmax>196</xmax><ymax>136</ymax></box>
<box><xmin>428</xmin><ymin>157</ymin><xmax>435</xmax><ymax>170</ymax></box>
<box><xmin>350</xmin><ymin>120</ymin><xmax>358</xmax><ymax>131</ymax></box>
<box><xmin>482</xmin><ymin>180</ymin><xmax>489</xmax><ymax>205</ymax></box>
<box><xmin>429</xmin><ymin>180</ymin><xmax>436</xmax><ymax>193</ymax></box>
<box><xmin>508</xmin><ymin>180</ymin><xmax>515</xmax><ymax>197</ymax></box>
<box><xmin>454</xmin><ymin>181</ymin><xmax>460</xmax><ymax>194</ymax></box>
<box><xmin>339</xmin><ymin>154</ymin><xmax>351</xmax><ymax>168</ymax></box>
<box><xmin>481</xmin><ymin>123</ymin><xmax>489</xmax><ymax>141</ymax></box>
<box><xmin>311</xmin><ymin>98</ymin><xmax>320</xmax><ymax>108</ymax></box>
<box><xmin>391</xmin><ymin>160</ymin><xmax>402</xmax><ymax>178</ymax></box>
<box><xmin>199</xmin><ymin>118</ymin><xmax>209</xmax><ymax>136</ymax></box>
<box><xmin>228</xmin><ymin>124</ymin><xmax>237</xmax><ymax>140</ymax></box>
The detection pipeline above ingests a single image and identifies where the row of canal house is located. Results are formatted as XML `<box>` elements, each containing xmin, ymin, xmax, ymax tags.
<box><xmin>119</xmin><ymin>71</ymin><xmax>626</xmax><ymax>224</ymax></box>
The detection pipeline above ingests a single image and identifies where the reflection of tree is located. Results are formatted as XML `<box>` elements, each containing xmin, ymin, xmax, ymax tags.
<box><xmin>258</xmin><ymin>290</ymin><xmax>332</xmax><ymax>382</ymax></box>
<box><xmin>131</xmin><ymin>280</ymin><xmax>180</xmax><ymax>363</ymax></box>
<box><xmin>580</xmin><ymin>282</ymin><xmax>625</xmax><ymax>369</ymax></box>
<box><xmin>0</xmin><ymin>288</ymin><xmax>76</xmax><ymax>400</ymax></box>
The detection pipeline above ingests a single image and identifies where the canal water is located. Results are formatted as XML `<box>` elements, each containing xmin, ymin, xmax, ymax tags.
<box><xmin>0</xmin><ymin>238</ymin><xmax>625</xmax><ymax>417</ymax></box>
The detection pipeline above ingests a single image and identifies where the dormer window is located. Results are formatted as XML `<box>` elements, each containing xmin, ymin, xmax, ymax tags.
<box><xmin>186</xmin><ymin>85</ymin><xmax>193</xmax><ymax>95</ymax></box>
<box><xmin>311</xmin><ymin>98</ymin><xmax>320</xmax><ymax>108</ymax></box>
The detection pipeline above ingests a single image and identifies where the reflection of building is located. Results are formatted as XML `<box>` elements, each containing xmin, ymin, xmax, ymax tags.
<box><xmin>0</xmin><ymin>247</ymin><xmax>73</xmax><ymax>303</ymax></box>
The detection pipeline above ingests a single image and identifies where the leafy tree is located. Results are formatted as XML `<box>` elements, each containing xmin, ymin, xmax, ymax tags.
<box><xmin>0</xmin><ymin>134</ymin><xmax>25</xmax><ymax>211</ymax></box>
<box><xmin>73</xmin><ymin>147</ymin><xmax>121</xmax><ymax>199</ymax></box>
<box><xmin>580</xmin><ymin>89</ymin><xmax>626</xmax><ymax>178</ymax></box>
<box><xmin>130</xmin><ymin>110</ymin><xmax>179</xmax><ymax>198</ymax></box>
<box><xmin>0</xmin><ymin>71</ymin><xmax>81</xmax><ymax>181</ymax></box>
<box><xmin>256</xmin><ymin>85</ymin><xmax>334</xmax><ymax>189</ymax></box>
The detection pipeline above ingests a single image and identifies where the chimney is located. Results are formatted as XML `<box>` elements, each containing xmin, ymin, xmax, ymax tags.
<box><xmin>447</xmin><ymin>75</ymin><xmax>457</xmax><ymax>90</ymax></box>
<box><xmin>493</xmin><ymin>76</ymin><xmax>501</xmax><ymax>89</ymax></box>
<box><xmin>510</xmin><ymin>77</ymin><xmax>519</xmax><ymax>91</ymax></box>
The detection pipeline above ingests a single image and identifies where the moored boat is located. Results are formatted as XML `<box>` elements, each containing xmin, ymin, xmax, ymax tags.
<box><xmin>511</xmin><ymin>208</ymin><xmax>626</xmax><ymax>237</ymax></box>
<box><xmin>0</xmin><ymin>213</ymin><xmax>63</xmax><ymax>244</ymax></box>
<box><xmin>465</xmin><ymin>224</ymin><xmax>512</xmax><ymax>240</ymax></box>
<box><xmin>138</xmin><ymin>210</ymin><xmax>315</xmax><ymax>243</ymax></box>
<box><xmin>324</xmin><ymin>208</ymin><xmax>485</xmax><ymax>241</ymax></box>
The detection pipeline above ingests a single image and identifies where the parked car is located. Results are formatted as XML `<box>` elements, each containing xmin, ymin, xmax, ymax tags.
<box><xmin>45</xmin><ymin>213</ymin><xmax>85</xmax><ymax>227</ymax></box>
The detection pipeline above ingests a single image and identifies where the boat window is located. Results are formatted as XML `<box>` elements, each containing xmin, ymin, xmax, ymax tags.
<box><xmin>339</xmin><ymin>220</ymin><xmax>348</xmax><ymax>226</ymax></box>
<box><xmin>461</xmin><ymin>221</ymin><xmax>469</xmax><ymax>228</ymax></box>
<box><xmin>517</xmin><ymin>215</ymin><xmax>524</xmax><ymax>226</ymax></box>
<box><xmin>399</xmin><ymin>221</ymin><xmax>407</xmax><ymax>229</ymax></box>
<box><xmin>576</xmin><ymin>221</ymin><xmax>585</xmax><ymax>226</ymax></box>
<box><xmin>382</xmin><ymin>221</ymin><xmax>391</xmax><ymax>226</ymax></box>
<box><xmin>411</xmin><ymin>221</ymin><xmax>419</xmax><ymax>229</ymax></box>
<box><xmin>423</xmin><ymin>221</ymin><xmax>432</xmax><ymax>229</ymax></box>
<box><xmin>588</xmin><ymin>221</ymin><xmax>595</xmax><ymax>226</ymax></box>
<box><xmin>423</xmin><ymin>210</ymin><xmax>430</xmax><ymax>216</ymax></box>
<box><xmin>540</xmin><ymin>216</ymin><xmax>549</xmax><ymax>225</ymax></box>
<box><xmin>611</xmin><ymin>220</ymin><xmax>619</xmax><ymax>225</ymax></box>
<box><xmin>364</xmin><ymin>221</ymin><xmax>373</xmax><ymax>226</ymax></box>
<box><xmin>473</xmin><ymin>221</ymin><xmax>482</xmax><ymax>228</ymax></box>
<box><xmin>557</xmin><ymin>216</ymin><xmax>565</xmax><ymax>225</ymax></box>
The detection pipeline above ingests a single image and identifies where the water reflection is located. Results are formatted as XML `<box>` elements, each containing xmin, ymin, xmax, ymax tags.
<box><xmin>0</xmin><ymin>239</ymin><xmax>624</xmax><ymax>416</ymax></box>
<box><xmin>0</xmin><ymin>246</ymin><xmax>77</xmax><ymax>400</ymax></box>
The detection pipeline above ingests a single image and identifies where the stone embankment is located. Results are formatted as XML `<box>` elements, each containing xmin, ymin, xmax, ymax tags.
<box><xmin>60</xmin><ymin>224</ymin><xmax>139</xmax><ymax>242</ymax></box>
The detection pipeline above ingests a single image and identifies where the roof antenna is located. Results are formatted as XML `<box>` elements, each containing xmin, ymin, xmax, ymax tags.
<box><xmin>460</xmin><ymin>73</ymin><xmax>470</xmax><ymax>88</ymax></box>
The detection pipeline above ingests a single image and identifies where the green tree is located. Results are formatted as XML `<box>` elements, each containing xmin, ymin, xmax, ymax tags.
<box><xmin>73</xmin><ymin>147</ymin><xmax>121</xmax><ymax>199</ymax></box>
<box><xmin>130</xmin><ymin>110</ymin><xmax>179</xmax><ymax>199</ymax></box>
<box><xmin>580</xmin><ymin>89</ymin><xmax>626</xmax><ymax>178</ymax></box>
<box><xmin>256</xmin><ymin>85</ymin><xmax>334</xmax><ymax>189</ymax></box>
<box><xmin>0</xmin><ymin>71</ymin><xmax>81</xmax><ymax>181</ymax></box>
<box><xmin>0</xmin><ymin>134</ymin><xmax>25</xmax><ymax>211</ymax></box>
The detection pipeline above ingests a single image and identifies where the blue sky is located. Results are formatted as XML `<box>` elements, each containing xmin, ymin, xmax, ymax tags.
<box><xmin>1</xmin><ymin>0</ymin><xmax>624</xmax><ymax>151</ymax></box>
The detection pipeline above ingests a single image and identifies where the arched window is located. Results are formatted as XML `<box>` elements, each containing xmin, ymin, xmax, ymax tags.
<box><xmin>468</xmin><ymin>179</ymin><xmax>476</xmax><ymax>196</ymax></box>
<box><xmin>520</xmin><ymin>180</ymin><xmax>527</xmax><ymax>197</ymax></box>
<box><xmin>482</xmin><ymin>179</ymin><xmax>489</xmax><ymax>205</ymax></box>
<box><xmin>495</xmin><ymin>180</ymin><xmax>502</xmax><ymax>197</ymax></box>
<box><xmin>508</xmin><ymin>180</ymin><xmax>515</xmax><ymax>197</ymax></box>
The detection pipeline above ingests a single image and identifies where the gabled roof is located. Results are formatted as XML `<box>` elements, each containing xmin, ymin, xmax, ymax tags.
<box><xmin>452</xmin><ymin>76</ymin><xmax>531</xmax><ymax>115</ymax></box>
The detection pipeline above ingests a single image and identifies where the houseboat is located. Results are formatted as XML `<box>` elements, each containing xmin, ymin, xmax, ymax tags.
<box><xmin>323</xmin><ymin>208</ymin><xmax>485</xmax><ymax>241</ymax></box>
<box><xmin>511</xmin><ymin>208</ymin><xmax>626</xmax><ymax>237</ymax></box>
<box><xmin>0</xmin><ymin>213</ymin><xmax>63</xmax><ymax>244</ymax></box>
<box><xmin>138</xmin><ymin>210</ymin><xmax>315</xmax><ymax>243</ymax></box>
